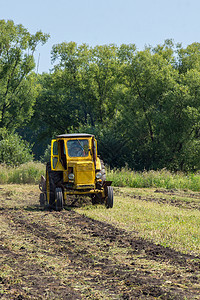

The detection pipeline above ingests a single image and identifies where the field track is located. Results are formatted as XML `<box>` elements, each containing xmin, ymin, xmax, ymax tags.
<box><xmin>0</xmin><ymin>185</ymin><xmax>200</xmax><ymax>299</ymax></box>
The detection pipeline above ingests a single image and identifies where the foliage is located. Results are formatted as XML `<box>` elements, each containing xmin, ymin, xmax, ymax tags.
<box><xmin>116</xmin><ymin>42</ymin><xmax>200</xmax><ymax>171</ymax></box>
<box><xmin>2</xmin><ymin>21</ymin><xmax>200</xmax><ymax>172</ymax></box>
<box><xmin>107</xmin><ymin>166</ymin><xmax>200</xmax><ymax>191</ymax></box>
<box><xmin>0</xmin><ymin>161</ymin><xmax>45</xmax><ymax>184</ymax></box>
<box><xmin>32</xmin><ymin>43</ymin><xmax>120</xmax><ymax>139</ymax></box>
<box><xmin>40</xmin><ymin>144</ymin><xmax>51</xmax><ymax>163</ymax></box>
<box><xmin>29</xmin><ymin>40</ymin><xmax>200</xmax><ymax>171</ymax></box>
<box><xmin>0</xmin><ymin>128</ymin><xmax>33</xmax><ymax>166</ymax></box>
<box><xmin>0</xmin><ymin>19</ymin><xmax>49</xmax><ymax>130</ymax></box>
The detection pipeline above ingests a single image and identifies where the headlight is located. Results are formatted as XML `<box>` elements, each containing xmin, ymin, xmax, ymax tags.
<box><xmin>96</xmin><ymin>172</ymin><xmax>102</xmax><ymax>179</ymax></box>
<box><xmin>68</xmin><ymin>173</ymin><xmax>74</xmax><ymax>180</ymax></box>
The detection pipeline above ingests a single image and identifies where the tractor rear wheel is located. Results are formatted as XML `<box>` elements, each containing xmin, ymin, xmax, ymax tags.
<box><xmin>106</xmin><ymin>186</ymin><xmax>113</xmax><ymax>208</ymax></box>
<box><xmin>46</xmin><ymin>163</ymin><xmax>56</xmax><ymax>208</ymax></box>
<box><xmin>55</xmin><ymin>188</ymin><xmax>64</xmax><ymax>211</ymax></box>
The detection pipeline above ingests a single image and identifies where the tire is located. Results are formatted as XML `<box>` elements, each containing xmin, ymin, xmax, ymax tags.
<box><xmin>39</xmin><ymin>193</ymin><xmax>45</xmax><ymax>207</ymax></box>
<box><xmin>106</xmin><ymin>186</ymin><xmax>113</xmax><ymax>208</ymax></box>
<box><xmin>46</xmin><ymin>162</ymin><xmax>63</xmax><ymax>209</ymax></box>
<box><xmin>46</xmin><ymin>163</ymin><xmax>56</xmax><ymax>208</ymax></box>
<box><xmin>96</xmin><ymin>160</ymin><xmax>106</xmax><ymax>190</ymax></box>
<box><xmin>55</xmin><ymin>188</ymin><xmax>64</xmax><ymax>211</ymax></box>
<box><xmin>46</xmin><ymin>162</ymin><xmax>63</xmax><ymax>184</ymax></box>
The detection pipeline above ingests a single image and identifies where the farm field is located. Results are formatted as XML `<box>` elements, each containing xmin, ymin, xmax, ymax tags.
<box><xmin>0</xmin><ymin>184</ymin><xmax>200</xmax><ymax>299</ymax></box>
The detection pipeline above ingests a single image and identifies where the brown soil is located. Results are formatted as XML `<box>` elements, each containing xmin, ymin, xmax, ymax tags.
<box><xmin>0</xmin><ymin>186</ymin><xmax>199</xmax><ymax>299</ymax></box>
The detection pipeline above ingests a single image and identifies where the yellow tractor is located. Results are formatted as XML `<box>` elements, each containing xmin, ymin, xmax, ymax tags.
<box><xmin>39</xmin><ymin>133</ymin><xmax>113</xmax><ymax>210</ymax></box>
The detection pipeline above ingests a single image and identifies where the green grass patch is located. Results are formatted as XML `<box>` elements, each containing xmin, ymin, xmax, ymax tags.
<box><xmin>76</xmin><ymin>188</ymin><xmax>200</xmax><ymax>255</ymax></box>
<box><xmin>0</xmin><ymin>162</ymin><xmax>45</xmax><ymax>184</ymax></box>
<box><xmin>1</xmin><ymin>162</ymin><xmax>200</xmax><ymax>192</ymax></box>
<box><xmin>107</xmin><ymin>167</ymin><xmax>200</xmax><ymax>191</ymax></box>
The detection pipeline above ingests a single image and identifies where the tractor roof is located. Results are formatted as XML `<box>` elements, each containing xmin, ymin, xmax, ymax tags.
<box><xmin>56</xmin><ymin>133</ymin><xmax>94</xmax><ymax>139</ymax></box>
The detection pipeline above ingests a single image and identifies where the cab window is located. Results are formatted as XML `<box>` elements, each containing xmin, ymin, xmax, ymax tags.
<box><xmin>53</xmin><ymin>141</ymin><xmax>58</xmax><ymax>155</ymax></box>
<box><xmin>67</xmin><ymin>139</ymin><xmax>89</xmax><ymax>157</ymax></box>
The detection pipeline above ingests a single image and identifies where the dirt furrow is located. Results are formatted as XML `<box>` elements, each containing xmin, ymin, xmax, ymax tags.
<box><xmin>1</xmin><ymin>209</ymin><xmax>199</xmax><ymax>299</ymax></box>
<box><xmin>115</xmin><ymin>189</ymin><xmax>200</xmax><ymax>211</ymax></box>
<box><xmin>0</xmin><ymin>210</ymin><xmax>173</xmax><ymax>299</ymax></box>
<box><xmin>0</xmin><ymin>241</ymin><xmax>81</xmax><ymax>300</ymax></box>
<box><xmin>55</xmin><ymin>210</ymin><xmax>200</xmax><ymax>269</ymax></box>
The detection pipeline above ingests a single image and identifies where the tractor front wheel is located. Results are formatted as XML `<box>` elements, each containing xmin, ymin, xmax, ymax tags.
<box><xmin>106</xmin><ymin>186</ymin><xmax>113</xmax><ymax>208</ymax></box>
<box><xmin>55</xmin><ymin>188</ymin><xmax>64</xmax><ymax>211</ymax></box>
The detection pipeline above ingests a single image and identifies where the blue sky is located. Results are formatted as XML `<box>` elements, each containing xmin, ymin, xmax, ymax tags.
<box><xmin>1</xmin><ymin>0</ymin><xmax>199</xmax><ymax>73</ymax></box>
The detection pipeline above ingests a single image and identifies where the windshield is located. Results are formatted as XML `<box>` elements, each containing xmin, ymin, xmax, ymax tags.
<box><xmin>67</xmin><ymin>139</ymin><xmax>89</xmax><ymax>157</ymax></box>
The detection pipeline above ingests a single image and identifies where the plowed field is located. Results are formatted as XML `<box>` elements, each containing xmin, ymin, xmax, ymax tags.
<box><xmin>0</xmin><ymin>185</ymin><xmax>199</xmax><ymax>299</ymax></box>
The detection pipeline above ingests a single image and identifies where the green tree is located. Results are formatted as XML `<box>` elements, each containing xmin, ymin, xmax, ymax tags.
<box><xmin>117</xmin><ymin>41</ymin><xmax>200</xmax><ymax>171</ymax></box>
<box><xmin>28</xmin><ymin>40</ymin><xmax>200</xmax><ymax>171</ymax></box>
<box><xmin>51</xmin><ymin>42</ymin><xmax>120</xmax><ymax>127</ymax></box>
<box><xmin>31</xmin><ymin>42</ymin><xmax>120</xmax><ymax>146</ymax></box>
<box><xmin>177</xmin><ymin>42</ymin><xmax>200</xmax><ymax>73</ymax></box>
<box><xmin>0</xmin><ymin>20</ymin><xmax>49</xmax><ymax>130</ymax></box>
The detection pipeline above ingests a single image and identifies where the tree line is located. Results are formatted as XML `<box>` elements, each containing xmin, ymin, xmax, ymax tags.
<box><xmin>1</xmin><ymin>19</ymin><xmax>200</xmax><ymax>171</ymax></box>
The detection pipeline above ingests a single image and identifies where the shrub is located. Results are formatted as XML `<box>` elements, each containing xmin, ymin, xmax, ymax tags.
<box><xmin>0</xmin><ymin>128</ymin><xmax>33</xmax><ymax>166</ymax></box>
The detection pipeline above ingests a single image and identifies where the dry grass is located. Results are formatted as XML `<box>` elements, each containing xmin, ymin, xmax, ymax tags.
<box><xmin>76</xmin><ymin>187</ymin><xmax>200</xmax><ymax>255</ymax></box>
<box><xmin>0</xmin><ymin>184</ymin><xmax>199</xmax><ymax>299</ymax></box>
